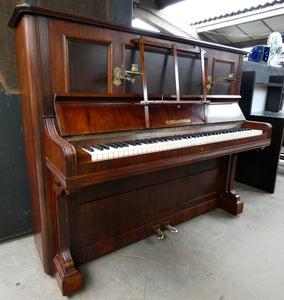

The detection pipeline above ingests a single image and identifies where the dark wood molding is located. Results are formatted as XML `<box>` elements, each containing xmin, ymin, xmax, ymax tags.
<box><xmin>8</xmin><ymin>4</ymin><xmax>248</xmax><ymax>55</ymax></box>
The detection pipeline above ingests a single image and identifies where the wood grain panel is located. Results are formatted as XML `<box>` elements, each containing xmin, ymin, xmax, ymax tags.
<box><xmin>55</xmin><ymin>101</ymin><xmax>146</xmax><ymax>136</ymax></box>
<box><xmin>72</xmin><ymin>163</ymin><xmax>218</xmax><ymax>262</ymax></box>
<box><xmin>67</xmin><ymin>39</ymin><xmax>110</xmax><ymax>93</ymax></box>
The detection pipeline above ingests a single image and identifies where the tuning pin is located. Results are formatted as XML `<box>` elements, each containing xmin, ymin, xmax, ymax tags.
<box><xmin>165</xmin><ymin>223</ymin><xmax>178</xmax><ymax>233</ymax></box>
<box><xmin>153</xmin><ymin>226</ymin><xmax>165</xmax><ymax>240</ymax></box>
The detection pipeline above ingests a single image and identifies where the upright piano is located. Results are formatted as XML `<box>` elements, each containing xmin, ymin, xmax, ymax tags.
<box><xmin>9</xmin><ymin>5</ymin><xmax>271</xmax><ymax>295</ymax></box>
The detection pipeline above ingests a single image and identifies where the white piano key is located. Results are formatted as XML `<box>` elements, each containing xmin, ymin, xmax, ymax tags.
<box><xmin>81</xmin><ymin>128</ymin><xmax>263</xmax><ymax>161</ymax></box>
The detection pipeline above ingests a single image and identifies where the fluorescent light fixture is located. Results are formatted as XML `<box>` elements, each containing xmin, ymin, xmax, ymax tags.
<box><xmin>132</xmin><ymin>18</ymin><xmax>160</xmax><ymax>32</ymax></box>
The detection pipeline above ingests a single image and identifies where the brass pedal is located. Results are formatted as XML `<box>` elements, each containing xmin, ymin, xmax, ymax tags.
<box><xmin>153</xmin><ymin>226</ymin><xmax>165</xmax><ymax>240</ymax></box>
<box><xmin>165</xmin><ymin>223</ymin><xmax>178</xmax><ymax>233</ymax></box>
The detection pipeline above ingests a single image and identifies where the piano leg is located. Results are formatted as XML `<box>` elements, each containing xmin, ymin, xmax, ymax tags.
<box><xmin>52</xmin><ymin>180</ymin><xmax>81</xmax><ymax>296</ymax></box>
<box><xmin>218</xmin><ymin>154</ymin><xmax>244</xmax><ymax>215</ymax></box>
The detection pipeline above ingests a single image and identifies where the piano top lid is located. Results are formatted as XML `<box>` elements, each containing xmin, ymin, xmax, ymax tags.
<box><xmin>8</xmin><ymin>4</ymin><xmax>248</xmax><ymax>55</ymax></box>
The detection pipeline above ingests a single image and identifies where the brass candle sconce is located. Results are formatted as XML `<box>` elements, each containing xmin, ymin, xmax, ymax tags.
<box><xmin>206</xmin><ymin>73</ymin><xmax>235</xmax><ymax>90</ymax></box>
<box><xmin>113</xmin><ymin>64</ymin><xmax>142</xmax><ymax>87</ymax></box>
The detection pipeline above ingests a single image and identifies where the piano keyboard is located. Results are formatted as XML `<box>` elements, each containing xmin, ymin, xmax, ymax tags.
<box><xmin>81</xmin><ymin>128</ymin><xmax>263</xmax><ymax>161</ymax></box>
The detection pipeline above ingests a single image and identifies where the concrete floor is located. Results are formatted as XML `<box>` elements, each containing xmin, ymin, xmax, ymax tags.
<box><xmin>1</xmin><ymin>173</ymin><xmax>283</xmax><ymax>300</ymax></box>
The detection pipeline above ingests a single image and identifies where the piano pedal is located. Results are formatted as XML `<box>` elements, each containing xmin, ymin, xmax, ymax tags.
<box><xmin>153</xmin><ymin>226</ymin><xmax>165</xmax><ymax>240</ymax></box>
<box><xmin>165</xmin><ymin>223</ymin><xmax>178</xmax><ymax>234</ymax></box>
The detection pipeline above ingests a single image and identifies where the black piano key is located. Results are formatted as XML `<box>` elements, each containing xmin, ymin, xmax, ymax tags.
<box><xmin>112</xmin><ymin>143</ymin><xmax>123</xmax><ymax>148</ymax></box>
<box><xmin>116</xmin><ymin>142</ymin><xmax>129</xmax><ymax>147</ymax></box>
<box><xmin>88</xmin><ymin>127</ymin><xmax>253</xmax><ymax>154</ymax></box>
<box><xmin>146</xmin><ymin>139</ymin><xmax>155</xmax><ymax>143</ymax></box>
<box><xmin>167</xmin><ymin>136</ymin><xmax>176</xmax><ymax>141</ymax></box>
<box><xmin>106</xmin><ymin>143</ymin><xmax>119</xmax><ymax>149</ymax></box>
<box><xmin>144</xmin><ymin>139</ymin><xmax>155</xmax><ymax>144</ymax></box>
<box><xmin>137</xmin><ymin>139</ymin><xmax>150</xmax><ymax>144</ymax></box>
<box><xmin>120</xmin><ymin>142</ymin><xmax>129</xmax><ymax>147</ymax></box>
<box><xmin>149</xmin><ymin>138</ymin><xmax>159</xmax><ymax>143</ymax></box>
<box><xmin>125</xmin><ymin>140</ymin><xmax>139</xmax><ymax>146</ymax></box>
<box><xmin>91</xmin><ymin>144</ymin><xmax>104</xmax><ymax>151</ymax></box>
<box><xmin>158</xmin><ymin>137</ymin><xmax>169</xmax><ymax>142</ymax></box>
<box><xmin>95</xmin><ymin>144</ymin><xmax>110</xmax><ymax>150</ymax></box>
<box><xmin>110</xmin><ymin>142</ymin><xmax>127</xmax><ymax>148</ymax></box>
<box><xmin>82</xmin><ymin>146</ymin><xmax>94</xmax><ymax>152</ymax></box>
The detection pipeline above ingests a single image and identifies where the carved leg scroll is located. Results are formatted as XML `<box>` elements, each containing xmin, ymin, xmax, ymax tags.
<box><xmin>218</xmin><ymin>154</ymin><xmax>244</xmax><ymax>215</ymax></box>
<box><xmin>53</xmin><ymin>178</ymin><xmax>81</xmax><ymax>296</ymax></box>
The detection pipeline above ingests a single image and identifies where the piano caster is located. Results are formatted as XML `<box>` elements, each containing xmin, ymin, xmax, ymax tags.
<box><xmin>165</xmin><ymin>223</ymin><xmax>178</xmax><ymax>233</ymax></box>
<box><xmin>153</xmin><ymin>226</ymin><xmax>165</xmax><ymax>240</ymax></box>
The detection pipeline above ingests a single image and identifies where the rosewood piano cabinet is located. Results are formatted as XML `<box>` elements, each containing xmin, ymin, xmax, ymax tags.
<box><xmin>9</xmin><ymin>4</ymin><xmax>271</xmax><ymax>296</ymax></box>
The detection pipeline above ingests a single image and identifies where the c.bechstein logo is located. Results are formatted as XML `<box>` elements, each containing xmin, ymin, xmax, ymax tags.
<box><xmin>165</xmin><ymin>119</ymin><xmax>191</xmax><ymax>125</ymax></box>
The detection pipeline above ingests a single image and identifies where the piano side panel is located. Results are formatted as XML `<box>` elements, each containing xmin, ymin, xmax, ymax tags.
<box><xmin>70</xmin><ymin>159</ymin><xmax>219</xmax><ymax>264</ymax></box>
<box><xmin>14</xmin><ymin>16</ymin><xmax>58</xmax><ymax>275</ymax></box>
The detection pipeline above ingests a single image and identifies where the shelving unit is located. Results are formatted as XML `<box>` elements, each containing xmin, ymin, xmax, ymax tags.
<box><xmin>236</xmin><ymin>70</ymin><xmax>284</xmax><ymax>193</ymax></box>
<box><xmin>264</xmin><ymin>76</ymin><xmax>284</xmax><ymax>112</ymax></box>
